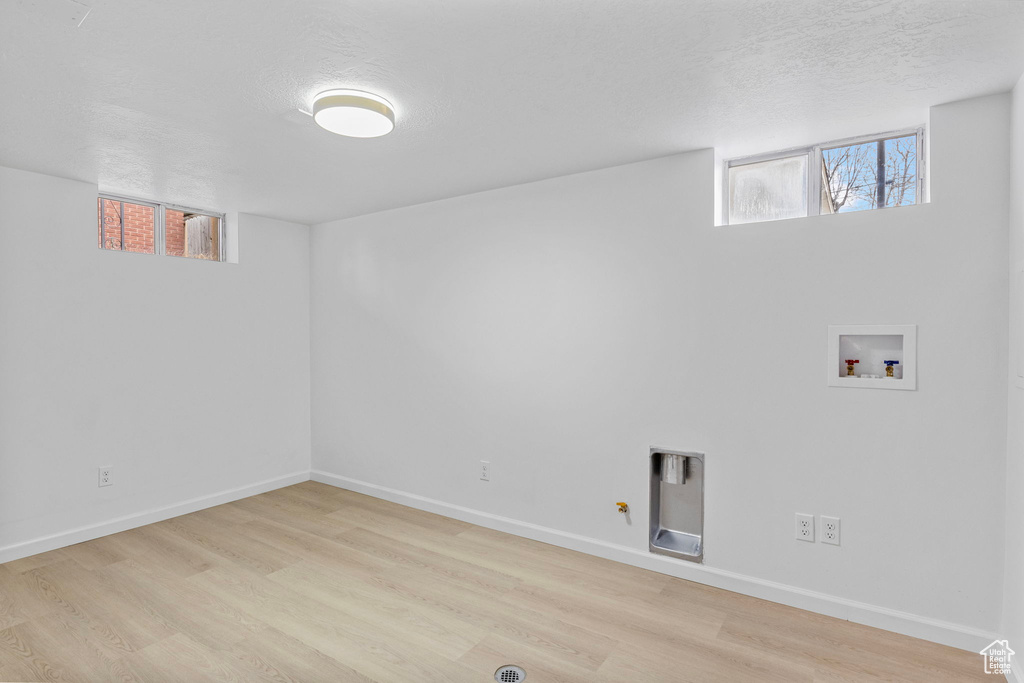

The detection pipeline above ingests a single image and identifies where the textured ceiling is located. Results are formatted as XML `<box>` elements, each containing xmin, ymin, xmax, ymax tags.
<box><xmin>2</xmin><ymin>0</ymin><xmax>1024</xmax><ymax>225</ymax></box>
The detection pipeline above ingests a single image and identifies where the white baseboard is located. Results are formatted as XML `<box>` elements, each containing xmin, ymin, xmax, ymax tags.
<box><xmin>311</xmin><ymin>469</ymin><xmax>1002</xmax><ymax>654</ymax></box>
<box><xmin>0</xmin><ymin>471</ymin><xmax>310</xmax><ymax>564</ymax></box>
<box><xmin>1</xmin><ymin>467</ymin><xmax>1005</xmax><ymax>659</ymax></box>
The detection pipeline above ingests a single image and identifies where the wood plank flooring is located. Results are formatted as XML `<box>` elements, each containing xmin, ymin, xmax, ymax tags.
<box><xmin>0</xmin><ymin>482</ymin><xmax>990</xmax><ymax>681</ymax></box>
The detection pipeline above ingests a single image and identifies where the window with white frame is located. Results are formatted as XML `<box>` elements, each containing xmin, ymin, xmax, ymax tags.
<box><xmin>97</xmin><ymin>194</ymin><xmax>226</xmax><ymax>262</ymax></box>
<box><xmin>725</xmin><ymin>128</ymin><xmax>925</xmax><ymax>225</ymax></box>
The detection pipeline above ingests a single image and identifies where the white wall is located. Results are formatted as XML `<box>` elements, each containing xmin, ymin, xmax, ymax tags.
<box><xmin>310</xmin><ymin>93</ymin><xmax>1010</xmax><ymax>639</ymax></box>
<box><xmin>0</xmin><ymin>167</ymin><xmax>311</xmax><ymax>558</ymax></box>
<box><xmin>1005</xmin><ymin>73</ymin><xmax>1024</xmax><ymax>675</ymax></box>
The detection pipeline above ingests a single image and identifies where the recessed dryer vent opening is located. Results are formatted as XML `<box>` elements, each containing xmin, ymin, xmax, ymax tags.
<box><xmin>649</xmin><ymin>449</ymin><xmax>704</xmax><ymax>563</ymax></box>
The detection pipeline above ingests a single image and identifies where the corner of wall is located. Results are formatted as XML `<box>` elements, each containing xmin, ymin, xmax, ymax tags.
<box><xmin>712</xmin><ymin>147</ymin><xmax>724</xmax><ymax>227</ymax></box>
<box><xmin>1003</xmin><ymin>70</ymin><xmax>1024</xmax><ymax>668</ymax></box>
<box><xmin>305</xmin><ymin>219</ymin><xmax>315</xmax><ymax>474</ymax></box>
<box><xmin>0</xmin><ymin>189</ymin><xmax>316</xmax><ymax>563</ymax></box>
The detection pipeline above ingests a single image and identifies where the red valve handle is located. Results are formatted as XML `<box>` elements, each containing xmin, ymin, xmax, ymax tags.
<box><xmin>844</xmin><ymin>359</ymin><xmax>860</xmax><ymax>364</ymax></box>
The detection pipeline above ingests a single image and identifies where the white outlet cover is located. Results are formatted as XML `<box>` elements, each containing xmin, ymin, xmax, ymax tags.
<box><xmin>821</xmin><ymin>516</ymin><xmax>841</xmax><ymax>545</ymax></box>
<box><xmin>795</xmin><ymin>513</ymin><xmax>814</xmax><ymax>542</ymax></box>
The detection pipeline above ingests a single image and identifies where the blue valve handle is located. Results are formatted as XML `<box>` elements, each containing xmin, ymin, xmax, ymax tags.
<box><xmin>884</xmin><ymin>360</ymin><xmax>900</xmax><ymax>366</ymax></box>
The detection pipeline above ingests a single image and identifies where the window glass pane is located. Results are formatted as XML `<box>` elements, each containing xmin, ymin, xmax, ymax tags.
<box><xmin>98</xmin><ymin>198</ymin><xmax>118</xmax><ymax>249</ymax></box>
<box><xmin>166</xmin><ymin>209</ymin><xmax>186</xmax><ymax>257</ymax></box>
<box><xmin>125</xmin><ymin>203</ymin><xmax>156</xmax><ymax>253</ymax></box>
<box><xmin>884</xmin><ymin>135</ymin><xmax>918</xmax><ymax>207</ymax></box>
<box><xmin>821</xmin><ymin>134</ymin><xmax>916</xmax><ymax>214</ymax></box>
<box><xmin>97</xmin><ymin>198</ymin><xmax>155</xmax><ymax>253</ymax></box>
<box><xmin>729</xmin><ymin>155</ymin><xmax>808</xmax><ymax>225</ymax></box>
<box><xmin>182</xmin><ymin>213</ymin><xmax>221</xmax><ymax>261</ymax></box>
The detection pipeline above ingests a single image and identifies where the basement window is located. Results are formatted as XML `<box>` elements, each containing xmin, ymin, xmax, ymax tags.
<box><xmin>724</xmin><ymin>128</ymin><xmax>925</xmax><ymax>225</ymax></box>
<box><xmin>97</xmin><ymin>195</ymin><xmax>225</xmax><ymax>261</ymax></box>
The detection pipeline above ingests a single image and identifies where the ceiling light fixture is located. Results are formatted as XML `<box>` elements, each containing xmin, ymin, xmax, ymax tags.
<box><xmin>312</xmin><ymin>89</ymin><xmax>396</xmax><ymax>138</ymax></box>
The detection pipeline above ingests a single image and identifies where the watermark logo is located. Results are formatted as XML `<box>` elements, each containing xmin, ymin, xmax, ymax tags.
<box><xmin>980</xmin><ymin>639</ymin><xmax>1015</xmax><ymax>675</ymax></box>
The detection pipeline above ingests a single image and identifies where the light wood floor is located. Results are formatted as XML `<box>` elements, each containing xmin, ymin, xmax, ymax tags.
<box><xmin>0</xmin><ymin>482</ymin><xmax>988</xmax><ymax>682</ymax></box>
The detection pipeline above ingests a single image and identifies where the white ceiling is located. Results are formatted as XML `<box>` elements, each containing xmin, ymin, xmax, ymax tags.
<box><xmin>2</xmin><ymin>0</ymin><xmax>1024</xmax><ymax>225</ymax></box>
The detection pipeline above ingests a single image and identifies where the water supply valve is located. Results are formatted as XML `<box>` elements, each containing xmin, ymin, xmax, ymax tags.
<box><xmin>884</xmin><ymin>360</ymin><xmax>900</xmax><ymax>377</ymax></box>
<box><xmin>616</xmin><ymin>502</ymin><xmax>629</xmax><ymax>514</ymax></box>
<box><xmin>844</xmin><ymin>359</ymin><xmax>859</xmax><ymax>376</ymax></box>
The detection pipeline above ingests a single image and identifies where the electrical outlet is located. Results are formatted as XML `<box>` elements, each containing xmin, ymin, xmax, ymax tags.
<box><xmin>98</xmin><ymin>466</ymin><xmax>113</xmax><ymax>487</ymax></box>
<box><xmin>795</xmin><ymin>513</ymin><xmax>814</xmax><ymax>542</ymax></box>
<box><xmin>821</xmin><ymin>516</ymin><xmax>840</xmax><ymax>545</ymax></box>
<box><xmin>480</xmin><ymin>460</ymin><xmax>490</xmax><ymax>482</ymax></box>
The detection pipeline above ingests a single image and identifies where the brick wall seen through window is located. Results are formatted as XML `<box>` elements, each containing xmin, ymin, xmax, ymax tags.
<box><xmin>97</xmin><ymin>196</ymin><xmax>223</xmax><ymax>261</ymax></box>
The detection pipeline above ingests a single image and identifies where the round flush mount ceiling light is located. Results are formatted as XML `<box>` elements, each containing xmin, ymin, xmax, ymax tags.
<box><xmin>312</xmin><ymin>89</ymin><xmax>396</xmax><ymax>138</ymax></box>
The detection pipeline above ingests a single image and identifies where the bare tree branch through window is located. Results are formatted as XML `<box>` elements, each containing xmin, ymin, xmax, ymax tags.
<box><xmin>822</xmin><ymin>135</ymin><xmax>917</xmax><ymax>214</ymax></box>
